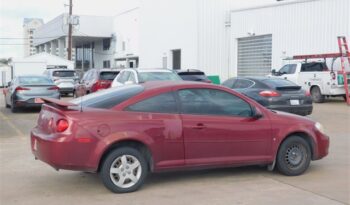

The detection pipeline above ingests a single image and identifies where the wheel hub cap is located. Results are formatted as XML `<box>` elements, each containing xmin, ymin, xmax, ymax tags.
<box><xmin>109</xmin><ymin>155</ymin><xmax>142</xmax><ymax>189</ymax></box>
<box><xmin>286</xmin><ymin>144</ymin><xmax>304</xmax><ymax>167</ymax></box>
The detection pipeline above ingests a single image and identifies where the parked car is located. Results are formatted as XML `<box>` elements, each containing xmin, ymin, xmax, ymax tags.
<box><xmin>222</xmin><ymin>77</ymin><xmax>313</xmax><ymax>116</ymax></box>
<box><xmin>111</xmin><ymin>68</ymin><xmax>182</xmax><ymax>87</ymax></box>
<box><xmin>3</xmin><ymin>75</ymin><xmax>60</xmax><ymax>112</ymax></box>
<box><xmin>271</xmin><ymin>62</ymin><xmax>350</xmax><ymax>103</ymax></box>
<box><xmin>31</xmin><ymin>81</ymin><xmax>329</xmax><ymax>193</ymax></box>
<box><xmin>74</xmin><ymin>69</ymin><xmax>121</xmax><ymax>97</ymax></box>
<box><xmin>176</xmin><ymin>69</ymin><xmax>211</xmax><ymax>83</ymax></box>
<box><xmin>43</xmin><ymin>69</ymin><xmax>79</xmax><ymax>96</ymax></box>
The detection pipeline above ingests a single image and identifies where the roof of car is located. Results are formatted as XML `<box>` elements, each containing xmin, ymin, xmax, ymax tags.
<box><xmin>175</xmin><ymin>69</ymin><xmax>205</xmax><ymax>74</ymax></box>
<box><xmin>92</xmin><ymin>68</ymin><xmax>122</xmax><ymax>72</ymax></box>
<box><xmin>123</xmin><ymin>68</ymin><xmax>174</xmax><ymax>73</ymax></box>
<box><xmin>235</xmin><ymin>76</ymin><xmax>282</xmax><ymax>81</ymax></box>
<box><xmin>140</xmin><ymin>80</ymin><xmax>218</xmax><ymax>91</ymax></box>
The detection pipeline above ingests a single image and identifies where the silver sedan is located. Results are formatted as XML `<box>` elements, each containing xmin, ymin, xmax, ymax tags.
<box><xmin>3</xmin><ymin>75</ymin><xmax>60</xmax><ymax>113</ymax></box>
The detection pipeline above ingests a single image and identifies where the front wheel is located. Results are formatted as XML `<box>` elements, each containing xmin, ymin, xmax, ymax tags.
<box><xmin>100</xmin><ymin>147</ymin><xmax>148</xmax><ymax>193</ymax></box>
<box><xmin>276</xmin><ymin>136</ymin><xmax>311</xmax><ymax>176</ymax></box>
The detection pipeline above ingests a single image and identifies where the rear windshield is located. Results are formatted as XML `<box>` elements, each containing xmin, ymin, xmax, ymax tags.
<box><xmin>53</xmin><ymin>70</ymin><xmax>76</xmax><ymax>77</ymax></box>
<box><xmin>99</xmin><ymin>71</ymin><xmax>119</xmax><ymax>81</ymax></box>
<box><xmin>138</xmin><ymin>72</ymin><xmax>182</xmax><ymax>82</ymax></box>
<box><xmin>263</xmin><ymin>78</ymin><xmax>298</xmax><ymax>88</ymax></box>
<box><xmin>18</xmin><ymin>76</ymin><xmax>53</xmax><ymax>85</ymax></box>
<box><xmin>70</xmin><ymin>85</ymin><xmax>144</xmax><ymax>109</ymax></box>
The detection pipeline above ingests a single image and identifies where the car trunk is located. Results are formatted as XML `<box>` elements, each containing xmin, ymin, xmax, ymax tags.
<box><xmin>17</xmin><ymin>85</ymin><xmax>58</xmax><ymax>96</ymax></box>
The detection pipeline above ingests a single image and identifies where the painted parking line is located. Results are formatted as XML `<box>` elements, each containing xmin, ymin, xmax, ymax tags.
<box><xmin>0</xmin><ymin>110</ymin><xmax>26</xmax><ymax>140</ymax></box>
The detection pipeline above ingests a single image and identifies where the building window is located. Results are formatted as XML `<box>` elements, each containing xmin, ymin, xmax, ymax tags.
<box><xmin>172</xmin><ymin>49</ymin><xmax>181</xmax><ymax>70</ymax></box>
<box><xmin>103</xmin><ymin>38</ymin><xmax>111</xmax><ymax>50</ymax></box>
<box><xmin>103</xmin><ymin>60</ymin><xmax>111</xmax><ymax>68</ymax></box>
<box><xmin>122</xmin><ymin>41</ymin><xmax>126</xmax><ymax>51</ymax></box>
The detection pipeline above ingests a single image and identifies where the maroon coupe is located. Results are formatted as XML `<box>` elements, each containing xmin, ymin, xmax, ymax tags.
<box><xmin>31</xmin><ymin>81</ymin><xmax>329</xmax><ymax>193</ymax></box>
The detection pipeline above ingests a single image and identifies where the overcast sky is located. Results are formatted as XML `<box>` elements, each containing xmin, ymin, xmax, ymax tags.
<box><xmin>0</xmin><ymin>0</ymin><xmax>126</xmax><ymax>59</ymax></box>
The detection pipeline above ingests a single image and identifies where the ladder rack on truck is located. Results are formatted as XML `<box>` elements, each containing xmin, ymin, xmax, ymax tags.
<box><xmin>292</xmin><ymin>36</ymin><xmax>350</xmax><ymax>105</ymax></box>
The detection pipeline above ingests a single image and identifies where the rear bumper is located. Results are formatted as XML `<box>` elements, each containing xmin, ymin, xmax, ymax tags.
<box><xmin>268</xmin><ymin>105</ymin><xmax>313</xmax><ymax>116</ymax></box>
<box><xmin>14</xmin><ymin>94</ymin><xmax>60</xmax><ymax>108</ymax></box>
<box><xmin>59</xmin><ymin>88</ymin><xmax>74</xmax><ymax>93</ymax></box>
<box><xmin>30</xmin><ymin>128</ymin><xmax>97</xmax><ymax>172</ymax></box>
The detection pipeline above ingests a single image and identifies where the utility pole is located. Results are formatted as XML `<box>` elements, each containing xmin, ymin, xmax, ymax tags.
<box><xmin>67</xmin><ymin>0</ymin><xmax>73</xmax><ymax>60</ymax></box>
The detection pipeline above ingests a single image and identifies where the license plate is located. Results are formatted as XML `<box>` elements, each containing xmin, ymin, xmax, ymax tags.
<box><xmin>33</xmin><ymin>139</ymin><xmax>38</xmax><ymax>151</ymax></box>
<box><xmin>290</xmin><ymin>99</ymin><xmax>300</xmax><ymax>105</ymax></box>
<box><xmin>34</xmin><ymin>98</ymin><xmax>44</xmax><ymax>104</ymax></box>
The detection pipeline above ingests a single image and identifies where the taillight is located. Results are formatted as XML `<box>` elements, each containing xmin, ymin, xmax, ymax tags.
<box><xmin>204</xmin><ymin>79</ymin><xmax>212</xmax><ymax>83</ymax></box>
<box><xmin>15</xmin><ymin>86</ymin><xmax>30</xmax><ymax>91</ymax></box>
<box><xmin>259</xmin><ymin>90</ymin><xmax>281</xmax><ymax>97</ymax></box>
<box><xmin>56</xmin><ymin>119</ymin><xmax>69</xmax><ymax>132</ymax></box>
<box><xmin>48</xmin><ymin>86</ymin><xmax>59</xmax><ymax>90</ymax></box>
<box><xmin>91</xmin><ymin>80</ymin><xmax>110</xmax><ymax>92</ymax></box>
<box><xmin>91</xmin><ymin>82</ymin><xmax>99</xmax><ymax>92</ymax></box>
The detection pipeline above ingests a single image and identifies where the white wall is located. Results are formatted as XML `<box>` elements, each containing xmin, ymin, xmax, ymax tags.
<box><xmin>230</xmin><ymin>0</ymin><xmax>350</xmax><ymax>77</ymax></box>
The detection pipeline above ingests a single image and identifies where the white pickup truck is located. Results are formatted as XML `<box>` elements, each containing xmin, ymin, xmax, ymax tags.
<box><xmin>271</xmin><ymin>62</ymin><xmax>350</xmax><ymax>103</ymax></box>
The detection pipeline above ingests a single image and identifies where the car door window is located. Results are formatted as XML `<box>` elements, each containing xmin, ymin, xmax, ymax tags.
<box><xmin>125</xmin><ymin>92</ymin><xmax>178</xmax><ymax>114</ymax></box>
<box><xmin>232</xmin><ymin>79</ymin><xmax>255</xmax><ymax>89</ymax></box>
<box><xmin>279</xmin><ymin>64</ymin><xmax>297</xmax><ymax>74</ymax></box>
<box><xmin>119</xmin><ymin>71</ymin><xmax>131</xmax><ymax>84</ymax></box>
<box><xmin>222</xmin><ymin>78</ymin><xmax>236</xmax><ymax>88</ymax></box>
<box><xmin>178</xmin><ymin>88</ymin><xmax>252</xmax><ymax>117</ymax></box>
<box><xmin>82</xmin><ymin>71</ymin><xmax>90</xmax><ymax>82</ymax></box>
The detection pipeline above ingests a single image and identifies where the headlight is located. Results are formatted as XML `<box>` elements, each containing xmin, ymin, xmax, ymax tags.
<box><xmin>315</xmin><ymin>122</ymin><xmax>326</xmax><ymax>134</ymax></box>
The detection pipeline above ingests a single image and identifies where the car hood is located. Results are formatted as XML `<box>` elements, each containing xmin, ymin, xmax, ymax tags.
<box><xmin>271</xmin><ymin>110</ymin><xmax>315</xmax><ymax>125</ymax></box>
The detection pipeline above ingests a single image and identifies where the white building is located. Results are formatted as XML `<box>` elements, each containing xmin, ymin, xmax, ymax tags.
<box><xmin>33</xmin><ymin>14</ymin><xmax>114</xmax><ymax>71</ymax></box>
<box><xmin>114</xmin><ymin>0</ymin><xmax>349</xmax><ymax>81</ymax></box>
<box><xmin>23</xmin><ymin>18</ymin><xmax>44</xmax><ymax>57</ymax></box>
<box><xmin>34</xmin><ymin>0</ymin><xmax>350</xmax><ymax>81</ymax></box>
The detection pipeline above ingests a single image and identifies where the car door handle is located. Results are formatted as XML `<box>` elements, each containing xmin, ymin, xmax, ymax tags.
<box><xmin>191</xmin><ymin>123</ymin><xmax>206</xmax><ymax>129</ymax></box>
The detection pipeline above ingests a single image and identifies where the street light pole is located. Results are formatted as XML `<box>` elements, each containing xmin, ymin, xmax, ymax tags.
<box><xmin>67</xmin><ymin>0</ymin><xmax>73</xmax><ymax>60</ymax></box>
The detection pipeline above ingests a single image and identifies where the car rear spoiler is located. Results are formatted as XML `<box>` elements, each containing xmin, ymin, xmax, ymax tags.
<box><xmin>41</xmin><ymin>97</ymin><xmax>78</xmax><ymax>109</ymax></box>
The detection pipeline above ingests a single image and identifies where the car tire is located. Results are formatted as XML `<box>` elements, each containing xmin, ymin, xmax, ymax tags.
<box><xmin>5</xmin><ymin>98</ymin><xmax>10</xmax><ymax>108</ymax></box>
<box><xmin>11</xmin><ymin>98</ymin><xmax>18</xmax><ymax>113</ymax></box>
<box><xmin>311</xmin><ymin>86</ymin><xmax>325</xmax><ymax>103</ymax></box>
<box><xmin>100</xmin><ymin>147</ymin><xmax>148</xmax><ymax>193</ymax></box>
<box><xmin>276</xmin><ymin>136</ymin><xmax>311</xmax><ymax>176</ymax></box>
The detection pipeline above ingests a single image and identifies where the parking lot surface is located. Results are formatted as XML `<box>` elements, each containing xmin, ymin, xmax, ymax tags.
<box><xmin>0</xmin><ymin>93</ymin><xmax>349</xmax><ymax>205</ymax></box>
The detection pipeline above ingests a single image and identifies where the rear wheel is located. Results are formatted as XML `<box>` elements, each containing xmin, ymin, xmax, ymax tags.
<box><xmin>100</xmin><ymin>147</ymin><xmax>148</xmax><ymax>193</ymax></box>
<box><xmin>311</xmin><ymin>86</ymin><xmax>325</xmax><ymax>103</ymax></box>
<box><xmin>276</xmin><ymin>136</ymin><xmax>311</xmax><ymax>176</ymax></box>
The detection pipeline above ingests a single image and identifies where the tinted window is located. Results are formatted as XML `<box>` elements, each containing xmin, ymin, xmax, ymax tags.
<box><xmin>178</xmin><ymin>72</ymin><xmax>209</xmax><ymax>81</ymax></box>
<box><xmin>138</xmin><ymin>72</ymin><xmax>182</xmax><ymax>82</ymax></box>
<box><xmin>71</xmin><ymin>85</ymin><xmax>144</xmax><ymax>109</ymax></box>
<box><xmin>178</xmin><ymin>89</ymin><xmax>252</xmax><ymax>117</ymax></box>
<box><xmin>222</xmin><ymin>78</ymin><xmax>236</xmax><ymax>88</ymax></box>
<box><xmin>279</xmin><ymin>64</ymin><xmax>297</xmax><ymax>74</ymax></box>
<box><xmin>18</xmin><ymin>76</ymin><xmax>53</xmax><ymax>85</ymax></box>
<box><xmin>126</xmin><ymin>92</ymin><xmax>177</xmax><ymax>113</ymax></box>
<box><xmin>99</xmin><ymin>71</ymin><xmax>119</xmax><ymax>81</ymax></box>
<box><xmin>53</xmin><ymin>70</ymin><xmax>76</xmax><ymax>77</ymax></box>
<box><xmin>233</xmin><ymin>79</ymin><xmax>255</xmax><ymax>89</ymax></box>
<box><xmin>301</xmin><ymin>63</ymin><xmax>327</xmax><ymax>72</ymax></box>
<box><xmin>263</xmin><ymin>78</ymin><xmax>298</xmax><ymax>88</ymax></box>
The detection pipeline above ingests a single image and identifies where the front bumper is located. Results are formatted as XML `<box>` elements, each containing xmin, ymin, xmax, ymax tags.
<box><xmin>313</xmin><ymin>130</ymin><xmax>330</xmax><ymax>160</ymax></box>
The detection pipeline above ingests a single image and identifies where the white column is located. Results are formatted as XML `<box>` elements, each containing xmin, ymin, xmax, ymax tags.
<box><xmin>44</xmin><ymin>43</ymin><xmax>49</xmax><ymax>53</ymax></box>
<box><xmin>50</xmin><ymin>40</ymin><xmax>57</xmax><ymax>56</ymax></box>
<box><xmin>58</xmin><ymin>38</ymin><xmax>65</xmax><ymax>58</ymax></box>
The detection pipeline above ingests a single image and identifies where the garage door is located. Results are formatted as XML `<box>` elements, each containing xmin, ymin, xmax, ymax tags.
<box><xmin>237</xmin><ymin>34</ymin><xmax>272</xmax><ymax>77</ymax></box>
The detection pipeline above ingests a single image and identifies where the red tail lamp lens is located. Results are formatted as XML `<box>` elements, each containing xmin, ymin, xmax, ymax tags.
<box><xmin>56</xmin><ymin>119</ymin><xmax>69</xmax><ymax>132</ymax></box>
<box><xmin>48</xmin><ymin>86</ymin><xmax>60</xmax><ymax>90</ymax></box>
<box><xmin>305</xmin><ymin>90</ymin><xmax>311</xmax><ymax>97</ymax></box>
<box><xmin>259</xmin><ymin>90</ymin><xmax>281</xmax><ymax>97</ymax></box>
<box><xmin>15</xmin><ymin>86</ymin><xmax>30</xmax><ymax>91</ymax></box>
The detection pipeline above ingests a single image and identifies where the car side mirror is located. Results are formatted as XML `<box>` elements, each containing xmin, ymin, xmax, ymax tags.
<box><xmin>252</xmin><ymin>107</ymin><xmax>263</xmax><ymax>119</ymax></box>
<box><xmin>271</xmin><ymin>69</ymin><xmax>276</xmax><ymax>74</ymax></box>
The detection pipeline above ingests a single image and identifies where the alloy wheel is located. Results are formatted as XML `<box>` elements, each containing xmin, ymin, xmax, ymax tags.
<box><xmin>109</xmin><ymin>155</ymin><xmax>142</xmax><ymax>189</ymax></box>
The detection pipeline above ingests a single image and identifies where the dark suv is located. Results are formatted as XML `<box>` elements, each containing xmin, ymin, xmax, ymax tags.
<box><xmin>176</xmin><ymin>69</ymin><xmax>211</xmax><ymax>83</ymax></box>
<box><xmin>74</xmin><ymin>69</ymin><xmax>121</xmax><ymax>97</ymax></box>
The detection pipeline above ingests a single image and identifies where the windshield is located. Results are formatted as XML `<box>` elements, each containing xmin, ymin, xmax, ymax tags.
<box><xmin>53</xmin><ymin>70</ymin><xmax>76</xmax><ymax>77</ymax></box>
<box><xmin>99</xmin><ymin>71</ymin><xmax>119</xmax><ymax>81</ymax></box>
<box><xmin>70</xmin><ymin>85</ymin><xmax>144</xmax><ymax>109</ymax></box>
<box><xmin>18</xmin><ymin>76</ymin><xmax>53</xmax><ymax>85</ymax></box>
<box><xmin>138</xmin><ymin>72</ymin><xmax>182</xmax><ymax>82</ymax></box>
<box><xmin>263</xmin><ymin>78</ymin><xmax>298</xmax><ymax>88</ymax></box>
